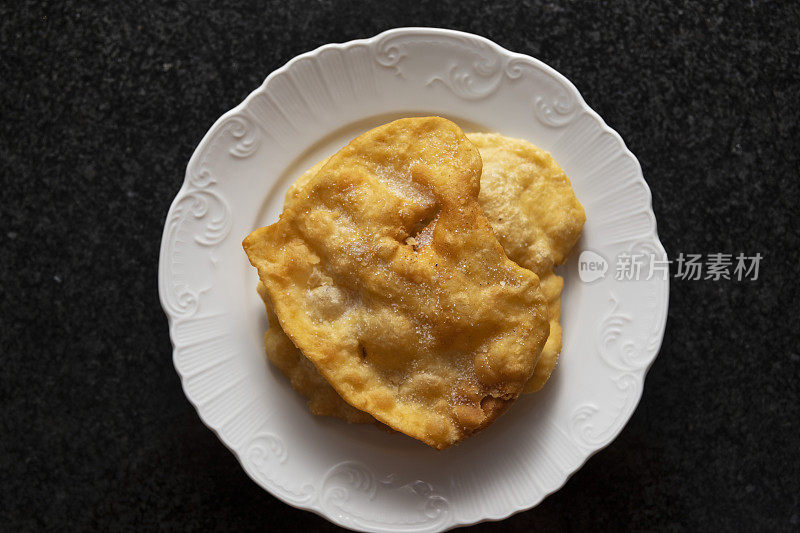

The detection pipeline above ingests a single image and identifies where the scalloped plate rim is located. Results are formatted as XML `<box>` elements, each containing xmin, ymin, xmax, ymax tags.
<box><xmin>157</xmin><ymin>26</ymin><xmax>669</xmax><ymax>531</ymax></box>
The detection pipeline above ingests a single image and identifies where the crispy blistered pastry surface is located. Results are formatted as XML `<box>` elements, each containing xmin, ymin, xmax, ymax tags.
<box><xmin>467</xmin><ymin>133</ymin><xmax>584</xmax><ymax>392</ymax></box>
<box><xmin>270</xmin><ymin>133</ymin><xmax>583</xmax><ymax>419</ymax></box>
<box><xmin>257</xmin><ymin>283</ymin><xmax>375</xmax><ymax>424</ymax></box>
<box><xmin>244</xmin><ymin>117</ymin><xmax>549</xmax><ymax>449</ymax></box>
<box><xmin>466</xmin><ymin>133</ymin><xmax>585</xmax><ymax>275</ymax></box>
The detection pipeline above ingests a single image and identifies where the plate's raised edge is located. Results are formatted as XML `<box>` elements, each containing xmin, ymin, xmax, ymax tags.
<box><xmin>156</xmin><ymin>27</ymin><xmax>670</xmax><ymax>532</ymax></box>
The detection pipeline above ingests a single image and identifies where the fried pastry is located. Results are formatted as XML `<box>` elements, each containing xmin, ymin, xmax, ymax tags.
<box><xmin>528</xmin><ymin>270</ymin><xmax>564</xmax><ymax>392</ymax></box>
<box><xmin>259</xmin><ymin>132</ymin><xmax>584</xmax><ymax>427</ymax></box>
<box><xmin>257</xmin><ymin>282</ymin><xmax>375</xmax><ymax>424</ymax></box>
<box><xmin>466</xmin><ymin>133</ymin><xmax>585</xmax><ymax>392</ymax></box>
<box><xmin>466</xmin><ymin>133</ymin><xmax>584</xmax><ymax>274</ymax></box>
<box><xmin>278</xmin><ymin>134</ymin><xmax>583</xmax><ymax>401</ymax></box>
<box><xmin>244</xmin><ymin>117</ymin><xmax>550</xmax><ymax>449</ymax></box>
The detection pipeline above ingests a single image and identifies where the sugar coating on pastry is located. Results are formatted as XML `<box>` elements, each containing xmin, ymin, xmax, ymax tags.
<box><xmin>263</xmin><ymin>132</ymin><xmax>583</xmax><ymax>423</ymax></box>
<box><xmin>287</xmin><ymin>134</ymin><xmax>583</xmax><ymax>394</ymax></box>
<box><xmin>257</xmin><ymin>282</ymin><xmax>374</xmax><ymax>424</ymax></box>
<box><xmin>244</xmin><ymin>117</ymin><xmax>549</xmax><ymax>449</ymax></box>
<box><xmin>467</xmin><ymin>133</ymin><xmax>584</xmax><ymax>392</ymax></box>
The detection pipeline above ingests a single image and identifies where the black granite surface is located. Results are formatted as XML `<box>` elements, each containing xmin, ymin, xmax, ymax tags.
<box><xmin>2</xmin><ymin>0</ymin><xmax>799</xmax><ymax>530</ymax></box>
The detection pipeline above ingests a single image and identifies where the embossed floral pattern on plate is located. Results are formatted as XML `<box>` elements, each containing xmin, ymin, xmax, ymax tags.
<box><xmin>158</xmin><ymin>27</ymin><xmax>668</xmax><ymax>532</ymax></box>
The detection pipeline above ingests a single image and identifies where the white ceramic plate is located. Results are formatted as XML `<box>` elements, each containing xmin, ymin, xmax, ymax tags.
<box><xmin>158</xmin><ymin>27</ymin><xmax>668</xmax><ymax>531</ymax></box>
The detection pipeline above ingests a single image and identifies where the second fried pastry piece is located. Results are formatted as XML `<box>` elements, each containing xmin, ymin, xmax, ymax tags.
<box><xmin>468</xmin><ymin>133</ymin><xmax>584</xmax><ymax>392</ymax></box>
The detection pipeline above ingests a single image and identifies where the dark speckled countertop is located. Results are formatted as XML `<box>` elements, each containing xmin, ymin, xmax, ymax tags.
<box><xmin>2</xmin><ymin>1</ymin><xmax>799</xmax><ymax>530</ymax></box>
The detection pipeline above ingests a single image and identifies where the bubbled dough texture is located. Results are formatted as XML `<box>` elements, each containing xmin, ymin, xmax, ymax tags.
<box><xmin>467</xmin><ymin>133</ymin><xmax>585</xmax><ymax>392</ymax></box>
<box><xmin>262</xmin><ymin>132</ymin><xmax>584</xmax><ymax>426</ymax></box>
<box><xmin>257</xmin><ymin>282</ymin><xmax>375</xmax><ymax>424</ymax></box>
<box><xmin>244</xmin><ymin>117</ymin><xmax>549</xmax><ymax>449</ymax></box>
<box><xmin>266</xmin><ymin>133</ymin><xmax>584</xmax><ymax>422</ymax></box>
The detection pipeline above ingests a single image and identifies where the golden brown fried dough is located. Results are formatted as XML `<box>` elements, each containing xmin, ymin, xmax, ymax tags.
<box><xmin>261</xmin><ymin>132</ymin><xmax>583</xmax><ymax>425</ymax></box>
<box><xmin>281</xmin><ymin>134</ymin><xmax>583</xmax><ymax>396</ymax></box>
<box><xmin>257</xmin><ymin>282</ymin><xmax>374</xmax><ymax>424</ymax></box>
<box><xmin>467</xmin><ymin>133</ymin><xmax>585</xmax><ymax>275</ymax></box>
<box><xmin>244</xmin><ymin>117</ymin><xmax>549</xmax><ymax>449</ymax></box>
<box><xmin>264</xmin><ymin>162</ymin><xmax>378</xmax><ymax>424</ymax></box>
<box><xmin>466</xmin><ymin>133</ymin><xmax>584</xmax><ymax>392</ymax></box>
<box><xmin>526</xmin><ymin>270</ymin><xmax>563</xmax><ymax>392</ymax></box>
